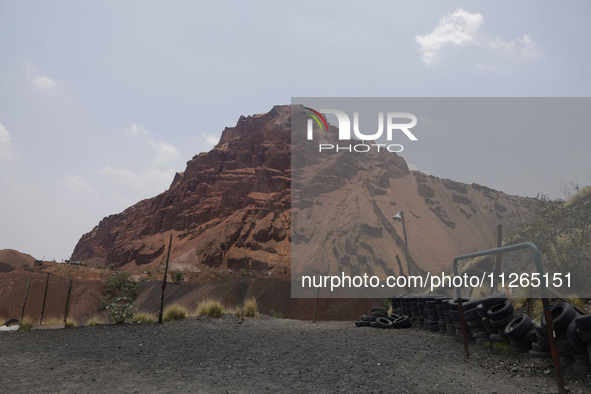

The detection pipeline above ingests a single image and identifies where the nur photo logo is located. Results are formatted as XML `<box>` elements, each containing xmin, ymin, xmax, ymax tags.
<box><xmin>304</xmin><ymin>107</ymin><xmax>418</xmax><ymax>153</ymax></box>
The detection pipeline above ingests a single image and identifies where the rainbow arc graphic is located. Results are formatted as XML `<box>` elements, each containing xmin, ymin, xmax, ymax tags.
<box><xmin>303</xmin><ymin>107</ymin><xmax>328</xmax><ymax>131</ymax></box>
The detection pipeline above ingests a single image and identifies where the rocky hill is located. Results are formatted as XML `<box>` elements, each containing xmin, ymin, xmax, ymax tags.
<box><xmin>72</xmin><ymin>105</ymin><xmax>537</xmax><ymax>279</ymax></box>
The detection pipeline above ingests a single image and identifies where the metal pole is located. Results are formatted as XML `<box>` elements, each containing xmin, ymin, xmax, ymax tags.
<box><xmin>395</xmin><ymin>255</ymin><xmax>409</xmax><ymax>292</ymax></box>
<box><xmin>21</xmin><ymin>278</ymin><xmax>31</xmax><ymax>321</ymax></box>
<box><xmin>158</xmin><ymin>233</ymin><xmax>173</xmax><ymax>324</ymax></box>
<box><xmin>63</xmin><ymin>279</ymin><xmax>74</xmax><ymax>324</ymax></box>
<box><xmin>490</xmin><ymin>225</ymin><xmax>502</xmax><ymax>295</ymax></box>
<box><xmin>312</xmin><ymin>287</ymin><xmax>319</xmax><ymax>323</ymax></box>
<box><xmin>40</xmin><ymin>273</ymin><xmax>50</xmax><ymax>324</ymax></box>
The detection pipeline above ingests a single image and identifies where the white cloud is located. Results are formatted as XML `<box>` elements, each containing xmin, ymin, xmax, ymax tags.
<box><xmin>203</xmin><ymin>131</ymin><xmax>219</xmax><ymax>146</ymax></box>
<box><xmin>416</xmin><ymin>8</ymin><xmax>483</xmax><ymax>65</ymax></box>
<box><xmin>0</xmin><ymin>123</ymin><xmax>20</xmax><ymax>160</ymax></box>
<box><xmin>58</xmin><ymin>174</ymin><xmax>95</xmax><ymax>195</ymax></box>
<box><xmin>25</xmin><ymin>61</ymin><xmax>58</xmax><ymax>91</ymax></box>
<box><xmin>416</xmin><ymin>9</ymin><xmax>540</xmax><ymax>65</ymax></box>
<box><xmin>149</xmin><ymin>140</ymin><xmax>180</xmax><ymax>166</ymax></box>
<box><xmin>487</xmin><ymin>34</ymin><xmax>540</xmax><ymax>59</ymax></box>
<box><xmin>129</xmin><ymin>124</ymin><xmax>147</xmax><ymax>135</ymax></box>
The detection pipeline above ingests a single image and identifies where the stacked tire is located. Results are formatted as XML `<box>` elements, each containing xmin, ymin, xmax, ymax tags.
<box><xmin>435</xmin><ymin>297</ymin><xmax>451</xmax><ymax>334</ymax></box>
<box><xmin>504</xmin><ymin>313</ymin><xmax>536</xmax><ymax>352</ymax></box>
<box><xmin>355</xmin><ymin>306</ymin><xmax>411</xmax><ymax>329</ymax></box>
<box><xmin>487</xmin><ymin>298</ymin><xmax>515</xmax><ymax>343</ymax></box>
<box><xmin>541</xmin><ymin>302</ymin><xmax>580</xmax><ymax>368</ymax></box>
<box><xmin>573</xmin><ymin>315</ymin><xmax>591</xmax><ymax>373</ymax></box>
<box><xmin>448</xmin><ymin>297</ymin><xmax>475</xmax><ymax>342</ymax></box>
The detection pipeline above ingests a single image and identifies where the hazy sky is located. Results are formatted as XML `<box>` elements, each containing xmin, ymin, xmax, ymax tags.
<box><xmin>1</xmin><ymin>1</ymin><xmax>590</xmax><ymax>261</ymax></box>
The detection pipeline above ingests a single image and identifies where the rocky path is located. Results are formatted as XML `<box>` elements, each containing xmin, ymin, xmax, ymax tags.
<box><xmin>1</xmin><ymin>315</ymin><xmax>590</xmax><ymax>393</ymax></box>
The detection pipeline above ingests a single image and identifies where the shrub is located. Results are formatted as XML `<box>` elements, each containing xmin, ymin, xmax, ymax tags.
<box><xmin>243</xmin><ymin>298</ymin><xmax>258</xmax><ymax>317</ymax></box>
<box><xmin>106</xmin><ymin>296</ymin><xmax>137</xmax><ymax>324</ymax></box>
<box><xmin>170</xmin><ymin>270</ymin><xmax>184</xmax><ymax>283</ymax></box>
<box><xmin>269</xmin><ymin>309</ymin><xmax>283</xmax><ymax>319</ymax></box>
<box><xmin>163</xmin><ymin>304</ymin><xmax>188</xmax><ymax>322</ymax></box>
<box><xmin>19</xmin><ymin>316</ymin><xmax>33</xmax><ymax>331</ymax></box>
<box><xmin>133</xmin><ymin>312</ymin><xmax>156</xmax><ymax>324</ymax></box>
<box><xmin>195</xmin><ymin>299</ymin><xmax>223</xmax><ymax>318</ymax></box>
<box><xmin>86</xmin><ymin>315</ymin><xmax>104</xmax><ymax>326</ymax></box>
<box><xmin>99</xmin><ymin>271</ymin><xmax>138</xmax><ymax>311</ymax></box>
<box><xmin>235</xmin><ymin>306</ymin><xmax>242</xmax><ymax>318</ymax></box>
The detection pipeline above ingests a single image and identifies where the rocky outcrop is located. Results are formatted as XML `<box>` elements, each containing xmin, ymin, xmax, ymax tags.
<box><xmin>72</xmin><ymin>106</ymin><xmax>292</xmax><ymax>273</ymax></box>
<box><xmin>72</xmin><ymin>105</ymin><xmax>538</xmax><ymax>278</ymax></box>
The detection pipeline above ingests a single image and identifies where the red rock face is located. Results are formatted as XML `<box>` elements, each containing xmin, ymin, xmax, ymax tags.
<box><xmin>72</xmin><ymin>105</ymin><xmax>537</xmax><ymax>277</ymax></box>
<box><xmin>72</xmin><ymin>106</ymin><xmax>292</xmax><ymax>272</ymax></box>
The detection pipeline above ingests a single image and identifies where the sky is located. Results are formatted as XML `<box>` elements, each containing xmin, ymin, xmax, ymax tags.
<box><xmin>0</xmin><ymin>1</ymin><xmax>590</xmax><ymax>261</ymax></box>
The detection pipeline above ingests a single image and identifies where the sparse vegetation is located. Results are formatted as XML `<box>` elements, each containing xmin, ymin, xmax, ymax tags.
<box><xmin>65</xmin><ymin>318</ymin><xmax>77</xmax><ymax>328</ymax></box>
<box><xmin>243</xmin><ymin>298</ymin><xmax>258</xmax><ymax>317</ymax></box>
<box><xmin>163</xmin><ymin>304</ymin><xmax>188</xmax><ymax>322</ymax></box>
<box><xmin>325</xmin><ymin>302</ymin><xmax>352</xmax><ymax>321</ymax></box>
<box><xmin>100</xmin><ymin>271</ymin><xmax>138</xmax><ymax>311</ymax></box>
<box><xmin>86</xmin><ymin>315</ymin><xmax>105</xmax><ymax>326</ymax></box>
<box><xmin>133</xmin><ymin>312</ymin><xmax>156</xmax><ymax>324</ymax></box>
<box><xmin>19</xmin><ymin>316</ymin><xmax>33</xmax><ymax>331</ymax></box>
<box><xmin>106</xmin><ymin>296</ymin><xmax>137</xmax><ymax>324</ymax></box>
<box><xmin>169</xmin><ymin>270</ymin><xmax>184</xmax><ymax>283</ymax></box>
<box><xmin>195</xmin><ymin>299</ymin><xmax>223</xmax><ymax>318</ymax></box>
<box><xmin>269</xmin><ymin>309</ymin><xmax>283</xmax><ymax>319</ymax></box>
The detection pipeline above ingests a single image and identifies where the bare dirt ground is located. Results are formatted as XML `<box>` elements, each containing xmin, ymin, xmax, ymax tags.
<box><xmin>2</xmin><ymin>315</ymin><xmax>591</xmax><ymax>394</ymax></box>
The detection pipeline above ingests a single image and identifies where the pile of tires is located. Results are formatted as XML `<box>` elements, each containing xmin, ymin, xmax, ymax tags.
<box><xmin>535</xmin><ymin>302</ymin><xmax>586</xmax><ymax>369</ymax></box>
<box><xmin>572</xmin><ymin>315</ymin><xmax>591</xmax><ymax>373</ymax></box>
<box><xmin>447</xmin><ymin>297</ymin><xmax>475</xmax><ymax>342</ymax></box>
<box><xmin>486</xmin><ymin>297</ymin><xmax>515</xmax><ymax>344</ymax></box>
<box><xmin>468</xmin><ymin>293</ymin><xmax>508</xmax><ymax>345</ymax></box>
<box><xmin>355</xmin><ymin>306</ymin><xmax>411</xmax><ymax>329</ymax></box>
<box><xmin>435</xmin><ymin>297</ymin><xmax>452</xmax><ymax>334</ymax></box>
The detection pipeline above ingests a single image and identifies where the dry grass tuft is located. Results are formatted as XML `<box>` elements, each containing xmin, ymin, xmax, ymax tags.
<box><xmin>19</xmin><ymin>316</ymin><xmax>33</xmax><ymax>331</ymax></box>
<box><xmin>195</xmin><ymin>299</ymin><xmax>223</xmax><ymax>318</ymax></box>
<box><xmin>133</xmin><ymin>312</ymin><xmax>156</xmax><ymax>324</ymax></box>
<box><xmin>65</xmin><ymin>318</ymin><xmax>77</xmax><ymax>328</ymax></box>
<box><xmin>243</xmin><ymin>298</ymin><xmax>258</xmax><ymax>317</ymax></box>
<box><xmin>86</xmin><ymin>315</ymin><xmax>105</xmax><ymax>326</ymax></box>
<box><xmin>163</xmin><ymin>304</ymin><xmax>188</xmax><ymax>322</ymax></box>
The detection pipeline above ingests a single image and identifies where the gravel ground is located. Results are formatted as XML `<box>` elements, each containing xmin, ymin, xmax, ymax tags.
<box><xmin>1</xmin><ymin>315</ymin><xmax>591</xmax><ymax>393</ymax></box>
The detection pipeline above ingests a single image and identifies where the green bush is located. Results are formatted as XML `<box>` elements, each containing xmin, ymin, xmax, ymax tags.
<box><xmin>195</xmin><ymin>299</ymin><xmax>223</xmax><ymax>318</ymax></box>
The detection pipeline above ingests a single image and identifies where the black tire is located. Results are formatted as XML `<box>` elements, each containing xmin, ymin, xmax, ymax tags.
<box><xmin>375</xmin><ymin>317</ymin><xmax>393</xmax><ymax>328</ymax></box>
<box><xmin>467</xmin><ymin>319</ymin><xmax>484</xmax><ymax>328</ymax></box>
<box><xmin>529</xmin><ymin>350</ymin><xmax>552</xmax><ymax>359</ymax></box>
<box><xmin>450</xmin><ymin>310</ymin><xmax>460</xmax><ymax>321</ymax></box>
<box><xmin>537</xmin><ymin>334</ymin><xmax>550</xmax><ymax>349</ymax></box>
<box><xmin>505</xmin><ymin>314</ymin><xmax>533</xmax><ymax>340</ymax></box>
<box><xmin>521</xmin><ymin>331</ymin><xmax>537</xmax><ymax>343</ymax></box>
<box><xmin>386</xmin><ymin>313</ymin><xmax>402</xmax><ymax>322</ymax></box>
<box><xmin>355</xmin><ymin>321</ymin><xmax>371</xmax><ymax>327</ymax></box>
<box><xmin>573</xmin><ymin>361</ymin><xmax>591</xmax><ymax>374</ymax></box>
<box><xmin>577</xmin><ymin>328</ymin><xmax>591</xmax><ymax>342</ymax></box>
<box><xmin>534</xmin><ymin>323</ymin><xmax>547</xmax><ymax>337</ymax></box>
<box><xmin>574</xmin><ymin>315</ymin><xmax>591</xmax><ymax>331</ymax></box>
<box><xmin>567</xmin><ymin>318</ymin><xmax>588</xmax><ymax>352</ymax></box>
<box><xmin>489</xmin><ymin>334</ymin><xmax>504</xmax><ymax>342</ymax></box>
<box><xmin>464</xmin><ymin>308</ymin><xmax>480</xmax><ymax>321</ymax></box>
<box><xmin>487</xmin><ymin>301</ymin><xmax>514</xmax><ymax>321</ymax></box>
<box><xmin>531</xmin><ymin>343</ymin><xmax>548</xmax><ymax>352</ymax></box>
<box><xmin>392</xmin><ymin>316</ymin><xmax>411</xmax><ymax>329</ymax></box>
<box><xmin>473</xmin><ymin>331</ymin><xmax>490</xmax><ymax>339</ymax></box>
<box><xmin>372</xmin><ymin>311</ymin><xmax>388</xmax><ymax>317</ymax></box>
<box><xmin>541</xmin><ymin>302</ymin><xmax>576</xmax><ymax>331</ymax></box>
<box><xmin>361</xmin><ymin>315</ymin><xmax>373</xmax><ymax>321</ymax></box>
<box><xmin>509</xmin><ymin>338</ymin><xmax>532</xmax><ymax>349</ymax></box>
<box><xmin>3</xmin><ymin>318</ymin><xmax>20</xmax><ymax>327</ymax></box>
<box><xmin>574</xmin><ymin>354</ymin><xmax>591</xmax><ymax>366</ymax></box>
<box><xmin>370</xmin><ymin>322</ymin><xmax>377</xmax><ymax>327</ymax></box>
<box><xmin>448</xmin><ymin>298</ymin><xmax>475</xmax><ymax>311</ymax></box>
<box><xmin>481</xmin><ymin>317</ymin><xmax>492</xmax><ymax>328</ymax></box>
<box><xmin>475</xmin><ymin>303</ymin><xmax>487</xmax><ymax>318</ymax></box>
<box><xmin>372</xmin><ymin>306</ymin><xmax>387</xmax><ymax>312</ymax></box>
<box><xmin>490</xmin><ymin>313</ymin><xmax>515</xmax><ymax>328</ymax></box>
<box><xmin>480</xmin><ymin>292</ymin><xmax>509</xmax><ymax>308</ymax></box>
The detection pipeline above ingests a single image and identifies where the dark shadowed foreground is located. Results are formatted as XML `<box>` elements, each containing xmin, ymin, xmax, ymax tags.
<box><xmin>1</xmin><ymin>316</ymin><xmax>590</xmax><ymax>393</ymax></box>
